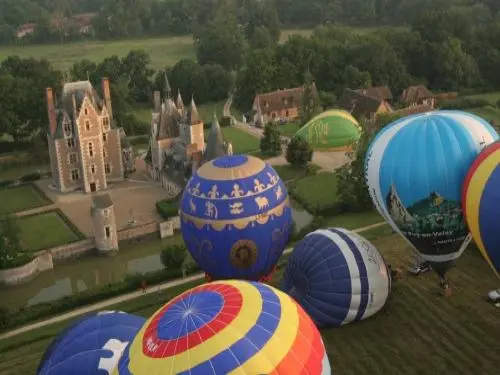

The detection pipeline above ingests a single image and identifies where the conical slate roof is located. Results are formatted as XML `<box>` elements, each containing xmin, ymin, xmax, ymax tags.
<box><xmin>204</xmin><ymin>114</ymin><xmax>226</xmax><ymax>162</ymax></box>
<box><xmin>188</xmin><ymin>96</ymin><xmax>199</xmax><ymax>125</ymax></box>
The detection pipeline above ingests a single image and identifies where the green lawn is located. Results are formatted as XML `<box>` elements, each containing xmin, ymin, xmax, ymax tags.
<box><xmin>0</xmin><ymin>164</ymin><xmax>50</xmax><ymax>182</ymax></box>
<box><xmin>220</xmin><ymin>127</ymin><xmax>260</xmax><ymax>154</ymax></box>
<box><xmin>325</xmin><ymin>210</ymin><xmax>383</xmax><ymax>230</ymax></box>
<box><xmin>272</xmin><ymin>164</ymin><xmax>320</xmax><ymax>182</ymax></box>
<box><xmin>1</xmin><ymin>227</ymin><xmax>499</xmax><ymax>375</ymax></box>
<box><xmin>18</xmin><ymin>211</ymin><xmax>81</xmax><ymax>251</ymax></box>
<box><xmin>290</xmin><ymin>171</ymin><xmax>338</xmax><ymax>213</ymax></box>
<box><xmin>0</xmin><ymin>185</ymin><xmax>51</xmax><ymax>214</ymax></box>
<box><xmin>278</xmin><ymin>122</ymin><xmax>301</xmax><ymax>137</ymax></box>
<box><xmin>466</xmin><ymin>106</ymin><xmax>500</xmax><ymax>124</ymax></box>
<box><xmin>0</xmin><ymin>30</ymin><xmax>312</xmax><ymax>72</ymax></box>
<box><xmin>465</xmin><ymin>91</ymin><xmax>500</xmax><ymax>105</ymax></box>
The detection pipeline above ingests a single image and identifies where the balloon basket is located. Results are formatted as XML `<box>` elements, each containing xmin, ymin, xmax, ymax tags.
<box><xmin>204</xmin><ymin>273</ymin><xmax>213</xmax><ymax>282</ymax></box>
<box><xmin>439</xmin><ymin>279</ymin><xmax>452</xmax><ymax>298</ymax></box>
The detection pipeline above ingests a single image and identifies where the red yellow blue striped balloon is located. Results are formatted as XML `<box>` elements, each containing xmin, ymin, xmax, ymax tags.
<box><xmin>113</xmin><ymin>280</ymin><xmax>331</xmax><ymax>375</ymax></box>
<box><xmin>463</xmin><ymin>141</ymin><xmax>500</xmax><ymax>278</ymax></box>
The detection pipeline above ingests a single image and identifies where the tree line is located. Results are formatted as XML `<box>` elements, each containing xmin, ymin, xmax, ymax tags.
<box><xmin>2</xmin><ymin>0</ymin><xmax>500</xmax><ymax>45</ymax></box>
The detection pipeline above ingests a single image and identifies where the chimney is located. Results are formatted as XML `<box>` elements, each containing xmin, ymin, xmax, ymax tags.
<box><xmin>46</xmin><ymin>88</ymin><xmax>57</xmax><ymax>136</ymax></box>
<box><xmin>101</xmin><ymin>77</ymin><xmax>113</xmax><ymax>119</ymax></box>
<box><xmin>153</xmin><ymin>91</ymin><xmax>161</xmax><ymax>113</ymax></box>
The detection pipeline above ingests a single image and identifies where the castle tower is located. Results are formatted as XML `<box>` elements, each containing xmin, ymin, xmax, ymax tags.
<box><xmin>91</xmin><ymin>194</ymin><xmax>119</xmax><ymax>254</ymax></box>
<box><xmin>204</xmin><ymin>114</ymin><xmax>227</xmax><ymax>162</ymax></box>
<box><xmin>176</xmin><ymin>90</ymin><xmax>184</xmax><ymax>116</ymax></box>
<box><xmin>186</xmin><ymin>96</ymin><xmax>205</xmax><ymax>152</ymax></box>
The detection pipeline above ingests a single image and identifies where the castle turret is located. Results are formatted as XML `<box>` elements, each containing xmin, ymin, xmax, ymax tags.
<box><xmin>91</xmin><ymin>194</ymin><xmax>119</xmax><ymax>255</ymax></box>
<box><xmin>204</xmin><ymin>114</ymin><xmax>226</xmax><ymax>162</ymax></box>
<box><xmin>188</xmin><ymin>96</ymin><xmax>200</xmax><ymax>125</ymax></box>
<box><xmin>164</xmin><ymin>72</ymin><xmax>171</xmax><ymax>100</ymax></box>
<box><xmin>176</xmin><ymin>90</ymin><xmax>184</xmax><ymax>115</ymax></box>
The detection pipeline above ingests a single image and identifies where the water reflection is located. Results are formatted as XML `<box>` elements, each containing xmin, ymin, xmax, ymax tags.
<box><xmin>0</xmin><ymin>200</ymin><xmax>312</xmax><ymax>309</ymax></box>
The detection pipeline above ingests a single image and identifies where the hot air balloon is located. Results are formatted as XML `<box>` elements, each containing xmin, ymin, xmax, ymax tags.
<box><xmin>282</xmin><ymin>227</ymin><xmax>391</xmax><ymax>327</ymax></box>
<box><xmin>37</xmin><ymin>311</ymin><xmax>145</xmax><ymax>375</ymax></box>
<box><xmin>179</xmin><ymin>154</ymin><xmax>293</xmax><ymax>281</ymax></box>
<box><xmin>463</xmin><ymin>140</ymin><xmax>500</xmax><ymax>278</ymax></box>
<box><xmin>365</xmin><ymin>110</ymin><xmax>498</xmax><ymax>294</ymax></box>
<box><xmin>113</xmin><ymin>280</ymin><xmax>331</xmax><ymax>375</ymax></box>
<box><xmin>295</xmin><ymin>110</ymin><xmax>361</xmax><ymax>150</ymax></box>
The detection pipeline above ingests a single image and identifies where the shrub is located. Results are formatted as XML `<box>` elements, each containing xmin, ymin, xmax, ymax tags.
<box><xmin>220</xmin><ymin>116</ymin><xmax>232</xmax><ymax>127</ymax></box>
<box><xmin>0</xmin><ymin>180</ymin><xmax>13</xmax><ymax>188</ymax></box>
<box><xmin>156</xmin><ymin>199</ymin><xmax>179</xmax><ymax>219</ymax></box>
<box><xmin>260</xmin><ymin>122</ymin><xmax>282</xmax><ymax>156</ymax></box>
<box><xmin>20</xmin><ymin>172</ymin><xmax>41</xmax><ymax>182</ymax></box>
<box><xmin>439</xmin><ymin>98</ymin><xmax>490</xmax><ymax>110</ymax></box>
<box><xmin>286</xmin><ymin>136</ymin><xmax>313</xmax><ymax>167</ymax></box>
<box><xmin>161</xmin><ymin>244</ymin><xmax>187</xmax><ymax>270</ymax></box>
<box><xmin>128</xmin><ymin>135</ymin><xmax>149</xmax><ymax>145</ymax></box>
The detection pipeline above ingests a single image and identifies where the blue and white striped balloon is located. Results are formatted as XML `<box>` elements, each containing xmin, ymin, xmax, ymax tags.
<box><xmin>282</xmin><ymin>227</ymin><xmax>391</xmax><ymax>327</ymax></box>
<box><xmin>364</xmin><ymin>110</ymin><xmax>498</xmax><ymax>278</ymax></box>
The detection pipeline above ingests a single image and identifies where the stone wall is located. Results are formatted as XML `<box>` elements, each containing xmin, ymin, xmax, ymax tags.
<box><xmin>117</xmin><ymin>222</ymin><xmax>158</xmax><ymax>241</ymax></box>
<box><xmin>0</xmin><ymin>258</ymin><xmax>40</xmax><ymax>285</ymax></box>
<box><xmin>48</xmin><ymin>239</ymin><xmax>95</xmax><ymax>264</ymax></box>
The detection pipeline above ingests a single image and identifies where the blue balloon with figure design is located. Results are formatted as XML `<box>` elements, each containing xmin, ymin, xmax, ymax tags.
<box><xmin>282</xmin><ymin>227</ymin><xmax>391</xmax><ymax>327</ymax></box>
<box><xmin>37</xmin><ymin>310</ymin><xmax>145</xmax><ymax>375</ymax></box>
<box><xmin>179</xmin><ymin>154</ymin><xmax>293</xmax><ymax>281</ymax></box>
<box><xmin>365</xmin><ymin>110</ymin><xmax>499</xmax><ymax>284</ymax></box>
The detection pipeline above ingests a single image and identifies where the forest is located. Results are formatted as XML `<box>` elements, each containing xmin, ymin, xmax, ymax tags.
<box><xmin>1</xmin><ymin>0</ymin><xmax>500</xmax><ymax>44</ymax></box>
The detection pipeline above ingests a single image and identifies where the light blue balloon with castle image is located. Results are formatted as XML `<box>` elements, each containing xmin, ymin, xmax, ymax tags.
<box><xmin>365</xmin><ymin>110</ymin><xmax>498</xmax><ymax>279</ymax></box>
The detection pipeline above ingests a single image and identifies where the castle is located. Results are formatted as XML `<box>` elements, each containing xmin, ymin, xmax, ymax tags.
<box><xmin>146</xmin><ymin>75</ymin><xmax>232</xmax><ymax>195</ymax></box>
<box><xmin>46</xmin><ymin>78</ymin><xmax>134</xmax><ymax>193</ymax></box>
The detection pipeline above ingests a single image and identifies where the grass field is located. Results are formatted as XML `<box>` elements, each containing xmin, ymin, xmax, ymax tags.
<box><xmin>465</xmin><ymin>91</ymin><xmax>500</xmax><ymax>104</ymax></box>
<box><xmin>18</xmin><ymin>211</ymin><xmax>80</xmax><ymax>251</ymax></box>
<box><xmin>0</xmin><ymin>164</ymin><xmax>50</xmax><ymax>182</ymax></box>
<box><xmin>219</xmin><ymin>127</ymin><xmax>260</xmax><ymax>154</ymax></box>
<box><xmin>273</xmin><ymin>164</ymin><xmax>320</xmax><ymax>181</ymax></box>
<box><xmin>291</xmin><ymin>171</ymin><xmax>338</xmax><ymax>212</ymax></box>
<box><xmin>0</xmin><ymin>185</ymin><xmax>51</xmax><ymax>214</ymax></box>
<box><xmin>0</xmin><ymin>30</ymin><xmax>313</xmax><ymax>71</ymax></box>
<box><xmin>278</xmin><ymin>122</ymin><xmax>301</xmax><ymax>137</ymax></box>
<box><xmin>466</xmin><ymin>106</ymin><xmax>500</xmax><ymax>124</ymax></box>
<box><xmin>1</xmin><ymin>227</ymin><xmax>499</xmax><ymax>375</ymax></box>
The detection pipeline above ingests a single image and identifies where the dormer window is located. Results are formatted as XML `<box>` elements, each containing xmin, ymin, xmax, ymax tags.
<box><xmin>102</xmin><ymin>117</ymin><xmax>110</xmax><ymax>131</ymax></box>
<box><xmin>84</xmin><ymin>108</ymin><xmax>88</xmax><ymax>115</ymax></box>
<box><xmin>64</xmin><ymin>122</ymin><xmax>72</xmax><ymax>135</ymax></box>
<box><xmin>85</xmin><ymin>120</ymin><xmax>91</xmax><ymax>131</ymax></box>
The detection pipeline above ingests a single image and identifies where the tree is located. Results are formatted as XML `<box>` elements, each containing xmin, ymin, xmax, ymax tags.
<box><xmin>0</xmin><ymin>213</ymin><xmax>23</xmax><ymax>270</ymax></box>
<box><xmin>195</xmin><ymin>0</ymin><xmax>246</xmax><ymax>70</ymax></box>
<box><xmin>160</xmin><ymin>244</ymin><xmax>186</xmax><ymax>270</ymax></box>
<box><xmin>260</xmin><ymin>122</ymin><xmax>282</xmax><ymax>156</ymax></box>
<box><xmin>336</xmin><ymin>113</ymin><xmax>401</xmax><ymax>212</ymax></box>
<box><xmin>286</xmin><ymin>136</ymin><xmax>313</xmax><ymax>168</ymax></box>
<box><xmin>299</xmin><ymin>71</ymin><xmax>321</xmax><ymax>125</ymax></box>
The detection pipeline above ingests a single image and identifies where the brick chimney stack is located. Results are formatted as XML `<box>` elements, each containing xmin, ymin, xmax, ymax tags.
<box><xmin>46</xmin><ymin>87</ymin><xmax>57</xmax><ymax>136</ymax></box>
<box><xmin>101</xmin><ymin>77</ymin><xmax>113</xmax><ymax>119</ymax></box>
<box><xmin>153</xmin><ymin>91</ymin><xmax>161</xmax><ymax>113</ymax></box>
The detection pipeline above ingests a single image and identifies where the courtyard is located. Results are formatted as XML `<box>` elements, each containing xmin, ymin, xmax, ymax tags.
<box><xmin>36</xmin><ymin>179</ymin><xmax>170</xmax><ymax>237</ymax></box>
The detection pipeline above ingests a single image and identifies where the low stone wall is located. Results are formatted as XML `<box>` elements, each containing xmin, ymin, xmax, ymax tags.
<box><xmin>117</xmin><ymin>222</ymin><xmax>158</xmax><ymax>241</ymax></box>
<box><xmin>0</xmin><ymin>258</ymin><xmax>40</xmax><ymax>285</ymax></box>
<box><xmin>48</xmin><ymin>239</ymin><xmax>95</xmax><ymax>264</ymax></box>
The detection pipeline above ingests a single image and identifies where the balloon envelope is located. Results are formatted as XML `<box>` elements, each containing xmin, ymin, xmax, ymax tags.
<box><xmin>282</xmin><ymin>227</ymin><xmax>391</xmax><ymax>327</ymax></box>
<box><xmin>37</xmin><ymin>311</ymin><xmax>145</xmax><ymax>375</ymax></box>
<box><xmin>365</xmin><ymin>110</ymin><xmax>498</xmax><ymax>277</ymax></box>
<box><xmin>179</xmin><ymin>155</ymin><xmax>293</xmax><ymax>280</ymax></box>
<box><xmin>463</xmin><ymin>140</ymin><xmax>500</xmax><ymax>278</ymax></box>
<box><xmin>114</xmin><ymin>280</ymin><xmax>331</xmax><ymax>375</ymax></box>
<box><xmin>295</xmin><ymin>109</ymin><xmax>361</xmax><ymax>149</ymax></box>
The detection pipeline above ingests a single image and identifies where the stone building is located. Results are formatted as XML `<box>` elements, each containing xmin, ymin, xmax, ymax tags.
<box><xmin>146</xmin><ymin>76</ymin><xmax>232</xmax><ymax>197</ymax></box>
<box><xmin>46</xmin><ymin>78</ymin><xmax>134</xmax><ymax>193</ymax></box>
<box><xmin>91</xmin><ymin>194</ymin><xmax>118</xmax><ymax>254</ymax></box>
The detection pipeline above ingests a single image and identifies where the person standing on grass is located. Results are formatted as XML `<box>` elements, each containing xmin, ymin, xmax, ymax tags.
<box><xmin>407</xmin><ymin>254</ymin><xmax>432</xmax><ymax>276</ymax></box>
<box><xmin>140</xmin><ymin>280</ymin><xmax>147</xmax><ymax>294</ymax></box>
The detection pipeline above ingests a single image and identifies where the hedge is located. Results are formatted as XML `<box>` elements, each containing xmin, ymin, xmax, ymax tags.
<box><xmin>439</xmin><ymin>97</ymin><xmax>490</xmax><ymax>110</ymax></box>
<box><xmin>156</xmin><ymin>199</ymin><xmax>179</xmax><ymax>219</ymax></box>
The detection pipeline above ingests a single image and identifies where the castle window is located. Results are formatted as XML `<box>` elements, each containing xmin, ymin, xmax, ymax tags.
<box><xmin>69</xmin><ymin>153</ymin><xmax>77</xmax><ymax>165</ymax></box>
<box><xmin>85</xmin><ymin>120</ymin><xmax>91</xmax><ymax>131</ymax></box>
<box><xmin>91</xmin><ymin>164</ymin><xmax>96</xmax><ymax>174</ymax></box>
<box><xmin>103</xmin><ymin>149</ymin><xmax>107</xmax><ymax>158</ymax></box>
<box><xmin>102</xmin><ymin>117</ymin><xmax>110</xmax><ymax>129</ymax></box>
<box><xmin>71</xmin><ymin>169</ymin><xmax>79</xmax><ymax>181</ymax></box>
<box><xmin>105</xmin><ymin>226</ymin><xmax>110</xmax><ymax>238</ymax></box>
<box><xmin>105</xmin><ymin>163</ymin><xmax>111</xmax><ymax>174</ymax></box>
<box><xmin>67</xmin><ymin>138</ymin><xmax>75</xmax><ymax>148</ymax></box>
<box><xmin>64</xmin><ymin>122</ymin><xmax>72</xmax><ymax>135</ymax></box>
<box><xmin>88</xmin><ymin>142</ymin><xmax>94</xmax><ymax>157</ymax></box>
<box><xmin>103</xmin><ymin>209</ymin><xmax>110</xmax><ymax>217</ymax></box>
<box><xmin>84</xmin><ymin>107</ymin><xmax>88</xmax><ymax>115</ymax></box>
<box><xmin>103</xmin><ymin>132</ymin><xmax>107</xmax><ymax>142</ymax></box>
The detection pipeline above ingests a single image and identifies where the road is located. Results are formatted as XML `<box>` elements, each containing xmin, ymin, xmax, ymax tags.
<box><xmin>0</xmin><ymin>222</ymin><xmax>385</xmax><ymax>341</ymax></box>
